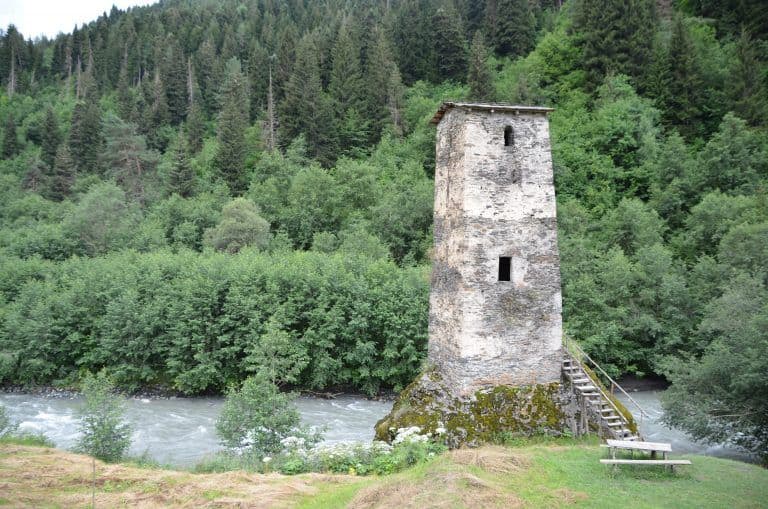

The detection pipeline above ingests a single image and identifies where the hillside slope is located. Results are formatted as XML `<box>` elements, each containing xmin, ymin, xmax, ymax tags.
<box><xmin>1</xmin><ymin>443</ymin><xmax>766</xmax><ymax>508</ymax></box>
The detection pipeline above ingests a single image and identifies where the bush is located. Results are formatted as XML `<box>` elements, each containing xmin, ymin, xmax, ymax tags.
<box><xmin>74</xmin><ymin>371</ymin><xmax>133</xmax><ymax>462</ymax></box>
<box><xmin>0</xmin><ymin>403</ymin><xmax>17</xmax><ymax>437</ymax></box>
<box><xmin>215</xmin><ymin>372</ymin><xmax>322</xmax><ymax>459</ymax></box>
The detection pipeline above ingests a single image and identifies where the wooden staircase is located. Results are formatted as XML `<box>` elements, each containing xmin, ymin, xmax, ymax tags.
<box><xmin>562</xmin><ymin>349</ymin><xmax>644</xmax><ymax>441</ymax></box>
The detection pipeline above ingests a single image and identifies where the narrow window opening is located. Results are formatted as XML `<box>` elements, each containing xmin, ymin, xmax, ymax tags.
<box><xmin>504</xmin><ymin>126</ymin><xmax>514</xmax><ymax>147</ymax></box>
<box><xmin>498</xmin><ymin>257</ymin><xmax>511</xmax><ymax>281</ymax></box>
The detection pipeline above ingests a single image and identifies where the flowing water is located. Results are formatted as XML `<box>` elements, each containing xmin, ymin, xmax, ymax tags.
<box><xmin>1</xmin><ymin>390</ymin><xmax>754</xmax><ymax>467</ymax></box>
<box><xmin>614</xmin><ymin>390</ymin><xmax>755</xmax><ymax>463</ymax></box>
<box><xmin>0</xmin><ymin>392</ymin><xmax>392</xmax><ymax>467</ymax></box>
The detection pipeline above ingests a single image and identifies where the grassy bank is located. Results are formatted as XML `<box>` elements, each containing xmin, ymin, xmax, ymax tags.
<box><xmin>0</xmin><ymin>441</ymin><xmax>765</xmax><ymax>508</ymax></box>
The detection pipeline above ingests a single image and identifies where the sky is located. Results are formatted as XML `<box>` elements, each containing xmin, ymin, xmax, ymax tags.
<box><xmin>0</xmin><ymin>0</ymin><xmax>156</xmax><ymax>40</ymax></box>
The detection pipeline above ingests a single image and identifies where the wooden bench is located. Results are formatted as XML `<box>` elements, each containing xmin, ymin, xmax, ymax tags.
<box><xmin>601</xmin><ymin>459</ymin><xmax>692</xmax><ymax>472</ymax></box>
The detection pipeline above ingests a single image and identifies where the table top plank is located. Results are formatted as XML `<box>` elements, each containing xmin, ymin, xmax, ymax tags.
<box><xmin>606</xmin><ymin>440</ymin><xmax>672</xmax><ymax>452</ymax></box>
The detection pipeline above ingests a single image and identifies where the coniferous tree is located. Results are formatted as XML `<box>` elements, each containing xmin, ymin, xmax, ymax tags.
<box><xmin>69</xmin><ymin>43</ymin><xmax>104</xmax><ymax>174</ymax></box>
<box><xmin>164</xmin><ymin>38</ymin><xmax>188</xmax><ymax>125</ymax></box>
<box><xmin>50</xmin><ymin>144</ymin><xmax>76</xmax><ymax>201</ymax></box>
<box><xmin>364</xmin><ymin>28</ymin><xmax>405</xmax><ymax>139</ymax></box>
<box><xmin>657</xmin><ymin>15</ymin><xmax>707</xmax><ymax>139</ymax></box>
<box><xmin>279</xmin><ymin>35</ymin><xmax>337</xmax><ymax>166</ymax></box>
<box><xmin>467</xmin><ymin>31</ymin><xmax>494</xmax><ymax>101</ymax></box>
<box><xmin>103</xmin><ymin>114</ymin><xmax>158</xmax><ymax>204</ymax></box>
<box><xmin>168</xmin><ymin>128</ymin><xmax>195</xmax><ymax>197</ymax></box>
<box><xmin>2</xmin><ymin>115</ymin><xmax>19</xmax><ymax>158</ymax></box>
<box><xmin>264</xmin><ymin>58</ymin><xmax>278</xmax><ymax>152</ymax></box>
<box><xmin>247</xmin><ymin>42</ymin><xmax>270</xmax><ymax>123</ymax></box>
<box><xmin>730</xmin><ymin>29</ymin><xmax>768</xmax><ymax>126</ymax></box>
<box><xmin>146</xmin><ymin>69</ymin><xmax>170</xmax><ymax>150</ymax></box>
<box><xmin>486</xmin><ymin>0</ymin><xmax>536</xmax><ymax>58</ymax></box>
<box><xmin>433</xmin><ymin>5</ymin><xmax>468</xmax><ymax>81</ymax></box>
<box><xmin>186</xmin><ymin>95</ymin><xmax>205</xmax><ymax>154</ymax></box>
<box><xmin>329</xmin><ymin>21</ymin><xmax>369</xmax><ymax>156</ymax></box>
<box><xmin>215</xmin><ymin>58</ymin><xmax>250</xmax><ymax>194</ymax></box>
<box><xmin>116</xmin><ymin>48</ymin><xmax>134</xmax><ymax>121</ymax></box>
<box><xmin>572</xmin><ymin>0</ymin><xmax>658</xmax><ymax>89</ymax></box>
<box><xmin>391</xmin><ymin>0</ymin><xmax>437</xmax><ymax>84</ymax></box>
<box><xmin>196</xmin><ymin>39</ymin><xmax>220</xmax><ymax>115</ymax></box>
<box><xmin>41</xmin><ymin>107</ymin><xmax>62</xmax><ymax>170</ymax></box>
<box><xmin>69</xmin><ymin>98</ymin><xmax>103</xmax><ymax>174</ymax></box>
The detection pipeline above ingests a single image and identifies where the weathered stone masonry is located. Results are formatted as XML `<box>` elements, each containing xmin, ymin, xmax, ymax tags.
<box><xmin>429</xmin><ymin>103</ymin><xmax>563</xmax><ymax>396</ymax></box>
<box><xmin>375</xmin><ymin>103</ymin><xmax>576</xmax><ymax>446</ymax></box>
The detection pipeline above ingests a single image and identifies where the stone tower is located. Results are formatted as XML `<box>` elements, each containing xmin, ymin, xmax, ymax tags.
<box><xmin>375</xmin><ymin>103</ymin><xmax>573</xmax><ymax>447</ymax></box>
<box><xmin>428</xmin><ymin>102</ymin><xmax>563</xmax><ymax>396</ymax></box>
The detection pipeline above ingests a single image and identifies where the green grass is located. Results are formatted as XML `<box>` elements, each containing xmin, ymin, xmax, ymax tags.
<box><xmin>0</xmin><ymin>433</ymin><xmax>55</xmax><ymax>448</ymax></box>
<box><xmin>513</xmin><ymin>445</ymin><xmax>764</xmax><ymax>508</ymax></box>
<box><xmin>292</xmin><ymin>441</ymin><xmax>768</xmax><ymax>509</ymax></box>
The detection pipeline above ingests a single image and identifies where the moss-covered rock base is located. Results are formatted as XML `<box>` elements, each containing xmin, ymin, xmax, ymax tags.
<box><xmin>375</xmin><ymin>370</ymin><xmax>576</xmax><ymax>448</ymax></box>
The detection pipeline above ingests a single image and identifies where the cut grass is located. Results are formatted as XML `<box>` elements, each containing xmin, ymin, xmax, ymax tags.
<box><xmin>1</xmin><ymin>439</ymin><xmax>766</xmax><ymax>508</ymax></box>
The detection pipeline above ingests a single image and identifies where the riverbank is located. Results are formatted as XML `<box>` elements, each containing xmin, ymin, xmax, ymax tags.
<box><xmin>1</xmin><ymin>441</ymin><xmax>765</xmax><ymax>508</ymax></box>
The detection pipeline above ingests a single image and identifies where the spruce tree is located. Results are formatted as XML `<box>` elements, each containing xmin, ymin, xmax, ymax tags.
<box><xmin>659</xmin><ymin>15</ymin><xmax>706</xmax><ymax>139</ymax></box>
<box><xmin>329</xmin><ymin>22</ymin><xmax>365</xmax><ymax>117</ymax></box>
<box><xmin>329</xmin><ymin>21</ymin><xmax>369</xmax><ymax>156</ymax></box>
<box><xmin>730</xmin><ymin>29</ymin><xmax>768</xmax><ymax>126</ymax></box>
<box><xmin>186</xmin><ymin>98</ymin><xmax>205</xmax><ymax>154</ymax></box>
<box><xmin>50</xmin><ymin>144</ymin><xmax>76</xmax><ymax>201</ymax></box>
<box><xmin>41</xmin><ymin>107</ymin><xmax>62</xmax><ymax>170</ymax></box>
<box><xmin>433</xmin><ymin>6</ymin><xmax>468</xmax><ymax>81</ymax></box>
<box><xmin>364</xmin><ymin>28</ymin><xmax>405</xmax><ymax>139</ymax></box>
<box><xmin>487</xmin><ymin>0</ymin><xmax>536</xmax><ymax>58</ymax></box>
<box><xmin>69</xmin><ymin>100</ymin><xmax>103</xmax><ymax>175</ymax></box>
<box><xmin>116</xmin><ymin>48</ymin><xmax>134</xmax><ymax>121</ymax></box>
<box><xmin>2</xmin><ymin>115</ymin><xmax>19</xmax><ymax>159</ymax></box>
<box><xmin>168</xmin><ymin>129</ymin><xmax>195</xmax><ymax>197</ymax></box>
<box><xmin>467</xmin><ymin>31</ymin><xmax>494</xmax><ymax>101</ymax></box>
<box><xmin>279</xmin><ymin>35</ymin><xmax>337</xmax><ymax>166</ymax></box>
<box><xmin>164</xmin><ymin>38</ymin><xmax>188</xmax><ymax>125</ymax></box>
<box><xmin>214</xmin><ymin>58</ymin><xmax>250</xmax><ymax>194</ymax></box>
<box><xmin>247</xmin><ymin>42</ymin><xmax>269</xmax><ymax>123</ymax></box>
<box><xmin>391</xmin><ymin>0</ymin><xmax>437</xmax><ymax>84</ymax></box>
<box><xmin>147</xmin><ymin>70</ymin><xmax>170</xmax><ymax>150</ymax></box>
<box><xmin>572</xmin><ymin>0</ymin><xmax>658</xmax><ymax>89</ymax></box>
<box><xmin>196</xmin><ymin>39</ymin><xmax>220</xmax><ymax>115</ymax></box>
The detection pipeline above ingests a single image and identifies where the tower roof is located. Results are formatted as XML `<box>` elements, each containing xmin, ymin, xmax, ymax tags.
<box><xmin>430</xmin><ymin>102</ymin><xmax>554</xmax><ymax>125</ymax></box>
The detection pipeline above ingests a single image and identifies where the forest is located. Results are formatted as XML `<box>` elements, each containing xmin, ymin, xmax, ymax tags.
<box><xmin>0</xmin><ymin>0</ymin><xmax>767</xmax><ymax>458</ymax></box>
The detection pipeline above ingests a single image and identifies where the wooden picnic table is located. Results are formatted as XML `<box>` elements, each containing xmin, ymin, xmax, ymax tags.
<box><xmin>605</xmin><ymin>439</ymin><xmax>671</xmax><ymax>460</ymax></box>
<box><xmin>601</xmin><ymin>440</ymin><xmax>691</xmax><ymax>472</ymax></box>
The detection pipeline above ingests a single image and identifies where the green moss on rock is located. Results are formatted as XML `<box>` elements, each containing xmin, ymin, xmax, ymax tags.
<box><xmin>375</xmin><ymin>370</ymin><xmax>569</xmax><ymax>448</ymax></box>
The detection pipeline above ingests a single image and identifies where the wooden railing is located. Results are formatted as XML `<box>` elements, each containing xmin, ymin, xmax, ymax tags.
<box><xmin>563</xmin><ymin>336</ymin><xmax>650</xmax><ymax>425</ymax></box>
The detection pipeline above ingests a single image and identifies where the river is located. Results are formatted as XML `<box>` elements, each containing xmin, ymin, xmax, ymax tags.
<box><xmin>0</xmin><ymin>390</ymin><xmax>754</xmax><ymax>467</ymax></box>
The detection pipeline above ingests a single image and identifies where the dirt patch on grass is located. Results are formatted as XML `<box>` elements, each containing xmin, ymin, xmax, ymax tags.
<box><xmin>349</xmin><ymin>467</ymin><xmax>522</xmax><ymax>509</ymax></box>
<box><xmin>0</xmin><ymin>445</ymin><xmax>349</xmax><ymax>508</ymax></box>
<box><xmin>448</xmin><ymin>446</ymin><xmax>531</xmax><ymax>474</ymax></box>
<box><xmin>551</xmin><ymin>487</ymin><xmax>590</xmax><ymax>504</ymax></box>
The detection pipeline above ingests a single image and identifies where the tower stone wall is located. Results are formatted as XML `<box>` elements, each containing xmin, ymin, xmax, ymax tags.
<box><xmin>428</xmin><ymin>103</ymin><xmax>563</xmax><ymax>396</ymax></box>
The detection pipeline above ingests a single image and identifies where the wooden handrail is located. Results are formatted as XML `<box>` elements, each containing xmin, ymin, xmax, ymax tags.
<box><xmin>563</xmin><ymin>337</ymin><xmax>650</xmax><ymax>422</ymax></box>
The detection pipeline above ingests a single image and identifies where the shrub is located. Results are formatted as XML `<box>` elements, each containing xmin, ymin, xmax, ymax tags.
<box><xmin>74</xmin><ymin>371</ymin><xmax>133</xmax><ymax>462</ymax></box>
<box><xmin>215</xmin><ymin>371</ymin><xmax>322</xmax><ymax>458</ymax></box>
<box><xmin>0</xmin><ymin>403</ymin><xmax>18</xmax><ymax>437</ymax></box>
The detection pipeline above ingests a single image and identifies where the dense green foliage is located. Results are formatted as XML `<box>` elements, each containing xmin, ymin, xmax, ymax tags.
<box><xmin>74</xmin><ymin>371</ymin><xmax>132</xmax><ymax>462</ymax></box>
<box><xmin>0</xmin><ymin>249</ymin><xmax>428</xmax><ymax>395</ymax></box>
<box><xmin>1</xmin><ymin>0</ymin><xmax>767</xmax><ymax>456</ymax></box>
<box><xmin>215</xmin><ymin>372</ymin><xmax>320</xmax><ymax>458</ymax></box>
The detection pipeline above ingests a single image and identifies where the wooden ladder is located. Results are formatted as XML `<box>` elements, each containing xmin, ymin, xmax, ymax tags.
<box><xmin>562</xmin><ymin>355</ymin><xmax>642</xmax><ymax>441</ymax></box>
